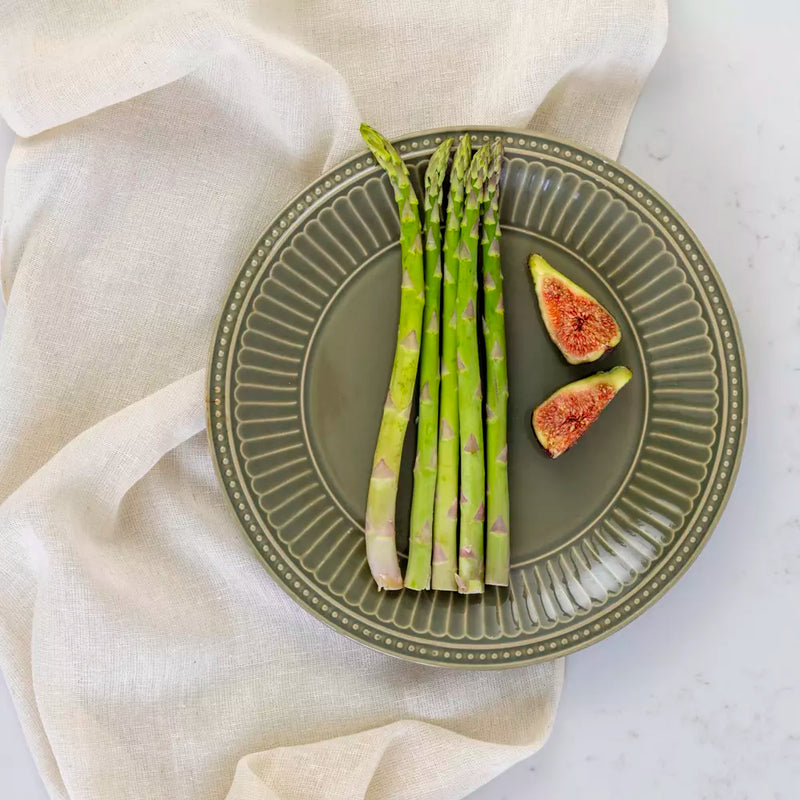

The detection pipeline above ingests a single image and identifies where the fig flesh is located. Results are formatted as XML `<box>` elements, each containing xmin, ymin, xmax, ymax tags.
<box><xmin>532</xmin><ymin>366</ymin><xmax>632</xmax><ymax>458</ymax></box>
<box><xmin>529</xmin><ymin>254</ymin><xmax>621</xmax><ymax>364</ymax></box>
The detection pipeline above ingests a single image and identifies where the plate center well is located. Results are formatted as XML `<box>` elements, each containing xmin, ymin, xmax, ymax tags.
<box><xmin>304</xmin><ymin>230</ymin><xmax>646</xmax><ymax>564</ymax></box>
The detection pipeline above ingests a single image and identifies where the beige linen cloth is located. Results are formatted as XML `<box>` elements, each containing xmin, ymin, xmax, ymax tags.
<box><xmin>0</xmin><ymin>2</ymin><xmax>666</xmax><ymax>798</ymax></box>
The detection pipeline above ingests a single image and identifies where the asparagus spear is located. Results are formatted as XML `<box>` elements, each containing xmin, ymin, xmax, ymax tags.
<box><xmin>432</xmin><ymin>134</ymin><xmax>472</xmax><ymax>591</ymax></box>
<box><xmin>455</xmin><ymin>143</ymin><xmax>490</xmax><ymax>594</ymax></box>
<box><xmin>405</xmin><ymin>138</ymin><xmax>453</xmax><ymax>590</ymax></box>
<box><xmin>360</xmin><ymin>123</ymin><xmax>425</xmax><ymax>590</ymax></box>
<box><xmin>482</xmin><ymin>139</ymin><xmax>510</xmax><ymax>586</ymax></box>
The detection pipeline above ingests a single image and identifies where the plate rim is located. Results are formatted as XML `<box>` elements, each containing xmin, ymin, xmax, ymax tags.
<box><xmin>207</xmin><ymin>125</ymin><xmax>748</xmax><ymax>669</ymax></box>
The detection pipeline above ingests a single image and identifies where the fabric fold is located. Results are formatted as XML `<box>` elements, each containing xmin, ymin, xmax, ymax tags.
<box><xmin>224</xmin><ymin>716</ymin><xmax>564</xmax><ymax>800</ymax></box>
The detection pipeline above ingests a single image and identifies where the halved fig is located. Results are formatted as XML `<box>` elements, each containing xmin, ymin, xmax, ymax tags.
<box><xmin>532</xmin><ymin>366</ymin><xmax>632</xmax><ymax>458</ymax></box>
<box><xmin>529</xmin><ymin>254</ymin><xmax>621</xmax><ymax>364</ymax></box>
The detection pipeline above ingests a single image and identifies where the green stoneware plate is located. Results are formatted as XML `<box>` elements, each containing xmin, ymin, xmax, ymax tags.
<box><xmin>208</xmin><ymin>128</ymin><xmax>746</xmax><ymax>668</ymax></box>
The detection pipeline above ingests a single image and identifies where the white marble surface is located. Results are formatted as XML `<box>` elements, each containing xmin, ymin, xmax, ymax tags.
<box><xmin>1</xmin><ymin>1</ymin><xmax>798</xmax><ymax>797</ymax></box>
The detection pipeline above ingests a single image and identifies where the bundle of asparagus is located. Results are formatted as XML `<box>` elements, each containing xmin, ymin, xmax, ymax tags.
<box><xmin>360</xmin><ymin>124</ymin><xmax>509</xmax><ymax>592</ymax></box>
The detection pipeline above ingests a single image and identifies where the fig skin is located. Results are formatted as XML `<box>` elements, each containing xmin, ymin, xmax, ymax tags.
<box><xmin>529</xmin><ymin>254</ymin><xmax>621</xmax><ymax>364</ymax></box>
<box><xmin>532</xmin><ymin>366</ymin><xmax>632</xmax><ymax>458</ymax></box>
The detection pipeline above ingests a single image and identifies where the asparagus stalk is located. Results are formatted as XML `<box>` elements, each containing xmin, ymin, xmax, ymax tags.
<box><xmin>455</xmin><ymin>143</ymin><xmax>490</xmax><ymax>593</ymax></box>
<box><xmin>432</xmin><ymin>134</ymin><xmax>472</xmax><ymax>591</ymax></box>
<box><xmin>482</xmin><ymin>139</ymin><xmax>510</xmax><ymax>586</ymax></box>
<box><xmin>360</xmin><ymin>123</ymin><xmax>425</xmax><ymax>590</ymax></box>
<box><xmin>405</xmin><ymin>138</ymin><xmax>453</xmax><ymax>590</ymax></box>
